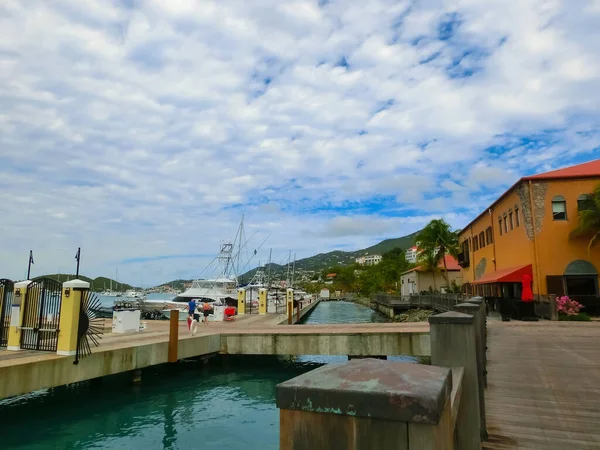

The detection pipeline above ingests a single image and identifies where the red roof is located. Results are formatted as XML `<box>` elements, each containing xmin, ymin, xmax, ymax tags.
<box><xmin>460</xmin><ymin>159</ymin><xmax>600</xmax><ymax>235</ymax></box>
<box><xmin>471</xmin><ymin>264</ymin><xmax>532</xmax><ymax>285</ymax></box>
<box><xmin>326</xmin><ymin>273</ymin><xmax>337</xmax><ymax>278</ymax></box>
<box><xmin>401</xmin><ymin>255</ymin><xmax>460</xmax><ymax>275</ymax></box>
<box><xmin>525</xmin><ymin>159</ymin><xmax>600</xmax><ymax>181</ymax></box>
<box><xmin>440</xmin><ymin>255</ymin><xmax>461</xmax><ymax>271</ymax></box>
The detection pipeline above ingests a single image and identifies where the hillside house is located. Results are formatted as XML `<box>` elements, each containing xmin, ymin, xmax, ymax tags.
<box><xmin>400</xmin><ymin>255</ymin><xmax>462</xmax><ymax>295</ymax></box>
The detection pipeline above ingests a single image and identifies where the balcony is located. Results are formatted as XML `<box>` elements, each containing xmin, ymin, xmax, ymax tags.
<box><xmin>457</xmin><ymin>251</ymin><xmax>470</xmax><ymax>268</ymax></box>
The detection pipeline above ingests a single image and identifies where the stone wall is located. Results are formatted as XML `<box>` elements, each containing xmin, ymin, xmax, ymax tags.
<box><xmin>517</xmin><ymin>182</ymin><xmax>548</xmax><ymax>240</ymax></box>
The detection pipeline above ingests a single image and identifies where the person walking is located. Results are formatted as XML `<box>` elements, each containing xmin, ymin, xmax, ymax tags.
<box><xmin>202</xmin><ymin>302</ymin><xmax>211</xmax><ymax>324</ymax></box>
<box><xmin>187</xmin><ymin>299</ymin><xmax>196</xmax><ymax>331</ymax></box>
<box><xmin>191</xmin><ymin>308</ymin><xmax>200</xmax><ymax>336</ymax></box>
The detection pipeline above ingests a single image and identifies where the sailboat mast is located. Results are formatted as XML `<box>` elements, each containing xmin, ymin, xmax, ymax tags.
<box><xmin>267</xmin><ymin>248</ymin><xmax>272</xmax><ymax>287</ymax></box>
<box><xmin>286</xmin><ymin>251</ymin><xmax>291</xmax><ymax>287</ymax></box>
<box><xmin>291</xmin><ymin>253</ymin><xmax>296</xmax><ymax>288</ymax></box>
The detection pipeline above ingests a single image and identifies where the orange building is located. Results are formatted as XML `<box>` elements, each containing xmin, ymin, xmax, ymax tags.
<box><xmin>458</xmin><ymin>159</ymin><xmax>600</xmax><ymax>313</ymax></box>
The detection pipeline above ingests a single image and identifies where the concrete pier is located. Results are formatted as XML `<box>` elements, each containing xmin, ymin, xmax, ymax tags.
<box><xmin>0</xmin><ymin>299</ymin><xmax>433</xmax><ymax>400</ymax></box>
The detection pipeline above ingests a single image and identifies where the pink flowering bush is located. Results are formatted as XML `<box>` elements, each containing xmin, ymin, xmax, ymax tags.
<box><xmin>556</xmin><ymin>296</ymin><xmax>583</xmax><ymax>316</ymax></box>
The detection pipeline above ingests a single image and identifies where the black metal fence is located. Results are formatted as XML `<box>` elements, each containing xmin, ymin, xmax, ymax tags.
<box><xmin>0</xmin><ymin>279</ymin><xmax>14</xmax><ymax>347</ymax></box>
<box><xmin>21</xmin><ymin>278</ymin><xmax>62</xmax><ymax>351</ymax></box>
<box><xmin>373</xmin><ymin>293</ymin><xmax>465</xmax><ymax>312</ymax></box>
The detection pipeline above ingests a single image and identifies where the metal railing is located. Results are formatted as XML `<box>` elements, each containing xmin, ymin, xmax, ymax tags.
<box><xmin>373</xmin><ymin>293</ymin><xmax>465</xmax><ymax>312</ymax></box>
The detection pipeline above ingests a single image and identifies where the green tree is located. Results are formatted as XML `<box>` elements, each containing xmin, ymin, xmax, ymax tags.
<box><xmin>570</xmin><ymin>185</ymin><xmax>600</xmax><ymax>252</ymax></box>
<box><xmin>415</xmin><ymin>219</ymin><xmax>459</xmax><ymax>288</ymax></box>
<box><xmin>418</xmin><ymin>248</ymin><xmax>439</xmax><ymax>292</ymax></box>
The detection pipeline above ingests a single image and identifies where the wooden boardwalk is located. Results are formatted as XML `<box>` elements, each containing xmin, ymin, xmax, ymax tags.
<box><xmin>484</xmin><ymin>320</ymin><xmax>600</xmax><ymax>450</ymax></box>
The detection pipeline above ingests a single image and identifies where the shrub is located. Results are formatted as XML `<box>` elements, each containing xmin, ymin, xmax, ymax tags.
<box><xmin>556</xmin><ymin>296</ymin><xmax>584</xmax><ymax>316</ymax></box>
<box><xmin>559</xmin><ymin>312</ymin><xmax>592</xmax><ymax>322</ymax></box>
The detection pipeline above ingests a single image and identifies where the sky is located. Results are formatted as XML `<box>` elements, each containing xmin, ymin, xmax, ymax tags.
<box><xmin>1</xmin><ymin>0</ymin><xmax>600</xmax><ymax>286</ymax></box>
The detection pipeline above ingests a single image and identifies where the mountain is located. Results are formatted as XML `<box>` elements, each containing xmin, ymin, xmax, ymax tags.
<box><xmin>32</xmin><ymin>274</ymin><xmax>137</xmax><ymax>292</ymax></box>
<box><xmin>150</xmin><ymin>231</ymin><xmax>420</xmax><ymax>287</ymax></box>
<box><xmin>239</xmin><ymin>231</ymin><xmax>419</xmax><ymax>282</ymax></box>
<box><xmin>154</xmin><ymin>279</ymin><xmax>194</xmax><ymax>291</ymax></box>
<box><xmin>355</xmin><ymin>232</ymin><xmax>420</xmax><ymax>256</ymax></box>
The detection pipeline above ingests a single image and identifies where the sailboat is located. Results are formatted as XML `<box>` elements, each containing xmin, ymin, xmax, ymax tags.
<box><xmin>150</xmin><ymin>216</ymin><xmax>265</xmax><ymax>319</ymax></box>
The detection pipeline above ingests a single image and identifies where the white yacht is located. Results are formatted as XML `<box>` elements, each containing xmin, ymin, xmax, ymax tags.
<box><xmin>124</xmin><ymin>289</ymin><xmax>143</xmax><ymax>298</ymax></box>
<box><xmin>157</xmin><ymin>216</ymin><xmax>262</xmax><ymax>319</ymax></box>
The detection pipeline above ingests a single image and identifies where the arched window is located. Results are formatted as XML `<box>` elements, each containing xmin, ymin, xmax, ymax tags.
<box><xmin>578</xmin><ymin>194</ymin><xmax>591</xmax><ymax>211</ymax></box>
<box><xmin>552</xmin><ymin>195</ymin><xmax>567</xmax><ymax>220</ymax></box>
<box><xmin>564</xmin><ymin>260</ymin><xmax>599</xmax><ymax>296</ymax></box>
<box><xmin>514</xmin><ymin>204</ymin><xmax>521</xmax><ymax>227</ymax></box>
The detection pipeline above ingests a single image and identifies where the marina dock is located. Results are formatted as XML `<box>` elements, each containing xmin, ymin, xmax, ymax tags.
<box><xmin>2</xmin><ymin>296</ymin><xmax>600</xmax><ymax>449</ymax></box>
<box><xmin>0</xmin><ymin>299</ymin><xmax>430</xmax><ymax>401</ymax></box>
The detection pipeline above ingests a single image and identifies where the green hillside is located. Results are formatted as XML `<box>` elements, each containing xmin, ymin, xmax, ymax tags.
<box><xmin>34</xmin><ymin>274</ymin><xmax>136</xmax><ymax>292</ymax></box>
<box><xmin>155</xmin><ymin>279</ymin><xmax>194</xmax><ymax>291</ymax></box>
<box><xmin>154</xmin><ymin>231</ymin><xmax>420</xmax><ymax>288</ymax></box>
<box><xmin>238</xmin><ymin>231</ymin><xmax>419</xmax><ymax>282</ymax></box>
<box><xmin>355</xmin><ymin>231</ymin><xmax>419</xmax><ymax>256</ymax></box>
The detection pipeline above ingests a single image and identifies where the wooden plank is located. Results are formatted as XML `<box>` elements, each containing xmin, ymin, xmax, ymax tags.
<box><xmin>484</xmin><ymin>320</ymin><xmax>600</xmax><ymax>449</ymax></box>
<box><xmin>450</xmin><ymin>367</ymin><xmax>463</xmax><ymax>431</ymax></box>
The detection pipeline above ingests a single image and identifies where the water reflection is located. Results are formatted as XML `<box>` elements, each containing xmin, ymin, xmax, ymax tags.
<box><xmin>0</xmin><ymin>301</ymin><xmax>420</xmax><ymax>449</ymax></box>
<box><xmin>298</xmin><ymin>300</ymin><xmax>389</xmax><ymax>325</ymax></box>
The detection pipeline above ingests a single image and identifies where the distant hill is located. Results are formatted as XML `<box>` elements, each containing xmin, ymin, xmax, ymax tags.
<box><xmin>355</xmin><ymin>232</ymin><xmax>420</xmax><ymax>256</ymax></box>
<box><xmin>155</xmin><ymin>279</ymin><xmax>194</xmax><ymax>291</ymax></box>
<box><xmin>239</xmin><ymin>231</ymin><xmax>420</xmax><ymax>282</ymax></box>
<box><xmin>33</xmin><ymin>274</ymin><xmax>137</xmax><ymax>292</ymax></box>
<box><xmin>154</xmin><ymin>231</ymin><xmax>420</xmax><ymax>287</ymax></box>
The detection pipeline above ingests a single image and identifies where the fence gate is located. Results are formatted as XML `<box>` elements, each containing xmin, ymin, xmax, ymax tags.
<box><xmin>0</xmin><ymin>279</ymin><xmax>14</xmax><ymax>347</ymax></box>
<box><xmin>21</xmin><ymin>278</ymin><xmax>62</xmax><ymax>351</ymax></box>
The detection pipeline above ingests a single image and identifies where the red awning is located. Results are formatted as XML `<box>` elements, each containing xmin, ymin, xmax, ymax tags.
<box><xmin>471</xmin><ymin>264</ymin><xmax>533</xmax><ymax>285</ymax></box>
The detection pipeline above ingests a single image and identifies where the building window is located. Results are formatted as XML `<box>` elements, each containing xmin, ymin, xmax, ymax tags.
<box><xmin>515</xmin><ymin>206</ymin><xmax>520</xmax><ymax>227</ymax></box>
<box><xmin>509</xmin><ymin>209</ymin><xmax>514</xmax><ymax>230</ymax></box>
<box><xmin>461</xmin><ymin>239</ymin><xmax>470</xmax><ymax>255</ymax></box>
<box><xmin>578</xmin><ymin>194</ymin><xmax>591</xmax><ymax>211</ymax></box>
<box><xmin>552</xmin><ymin>195</ymin><xmax>567</xmax><ymax>220</ymax></box>
<box><xmin>503</xmin><ymin>213</ymin><xmax>508</xmax><ymax>233</ymax></box>
<box><xmin>498</xmin><ymin>217</ymin><xmax>503</xmax><ymax>236</ymax></box>
<box><xmin>486</xmin><ymin>226</ymin><xmax>493</xmax><ymax>245</ymax></box>
<box><xmin>479</xmin><ymin>231</ymin><xmax>485</xmax><ymax>248</ymax></box>
<box><xmin>473</xmin><ymin>235</ymin><xmax>479</xmax><ymax>251</ymax></box>
<box><xmin>566</xmin><ymin>276</ymin><xmax>598</xmax><ymax>296</ymax></box>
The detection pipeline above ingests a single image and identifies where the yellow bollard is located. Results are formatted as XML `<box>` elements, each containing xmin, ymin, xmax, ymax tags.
<box><xmin>7</xmin><ymin>280</ymin><xmax>31</xmax><ymax>351</ymax></box>
<box><xmin>237</xmin><ymin>288</ymin><xmax>246</xmax><ymax>315</ymax></box>
<box><xmin>57</xmin><ymin>279</ymin><xmax>90</xmax><ymax>356</ymax></box>
<box><xmin>259</xmin><ymin>288</ymin><xmax>267</xmax><ymax>314</ymax></box>
<box><xmin>286</xmin><ymin>289</ymin><xmax>294</xmax><ymax>324</ymax></box>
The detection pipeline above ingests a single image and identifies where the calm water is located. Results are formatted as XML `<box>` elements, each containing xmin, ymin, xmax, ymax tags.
<box><xmin>299</xmin><ymin>300</ymin><xmax>389</xmax><ymax>324</ymax></box>
<box><xmin>0</xmin><ymin>301</ymin><xmax>412</xmax><ymax>449</ymax></box>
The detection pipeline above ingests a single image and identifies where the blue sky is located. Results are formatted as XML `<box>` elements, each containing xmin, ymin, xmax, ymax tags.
<box><xmin>1</xmin><ymin>0</ymin><xmax>599</xmax><ymax>285</ymax></box>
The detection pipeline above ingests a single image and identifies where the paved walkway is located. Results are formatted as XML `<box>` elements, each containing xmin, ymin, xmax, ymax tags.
<box><xmin>484</xmin><ymin>320</ymin><xmax>600</xmax><ymax>450</ymax></box>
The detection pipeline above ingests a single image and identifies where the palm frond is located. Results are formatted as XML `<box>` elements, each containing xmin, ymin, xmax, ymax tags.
<box><xmin>570</xmin><ymin>184</ymin><xmax>600</xmax><ymax>252</ymax></box>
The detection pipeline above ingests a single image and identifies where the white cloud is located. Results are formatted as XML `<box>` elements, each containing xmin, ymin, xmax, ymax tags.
<box><xmin>0</xmin><ymin>0</ymin><xmax>599</xmax><ymax>284</ymax></box>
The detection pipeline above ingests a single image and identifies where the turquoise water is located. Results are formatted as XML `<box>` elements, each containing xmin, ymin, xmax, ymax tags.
<box><xmin>299</xmin><ymin>300</ymin><xmax>389</xmax><ymax>324</ymax></box>
<box><xmin>0</xmin><ymin>300</ymin><xmax>411</xmax><ymax>449</ymax></box>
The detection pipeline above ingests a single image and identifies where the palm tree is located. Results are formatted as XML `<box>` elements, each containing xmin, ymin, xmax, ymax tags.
<box><xmin>570</xmin><ymin>185</ymin><xmax>600</xmax><ymax>252</ymax></box>
<box><xmin>418</xmin><ymin>248</ymin><xmax>439</xmax><ymax>292</ymax></box>
<box><xmin>416</xmin><ymin>219</ymin><xmax>459</xmax><ymax>288</ymax></box>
